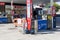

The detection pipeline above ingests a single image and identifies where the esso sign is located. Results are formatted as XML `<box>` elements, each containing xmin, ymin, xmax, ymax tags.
<box><xmin>27</xmin><ymin>0</ymin><xmax>30</xmax><ymax>4</ymax></box>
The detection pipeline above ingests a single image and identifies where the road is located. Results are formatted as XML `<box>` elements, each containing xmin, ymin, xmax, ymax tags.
<box><xmin>0</xmin><ymin>24</ymin><xmax>60</xmax><ymax>40</ymax></box>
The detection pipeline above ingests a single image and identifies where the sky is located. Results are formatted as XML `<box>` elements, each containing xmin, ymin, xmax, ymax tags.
<box><xmin>56</xmin><ymin>2</ymin><xmax>60</xmax><ymax>5</ymax></box>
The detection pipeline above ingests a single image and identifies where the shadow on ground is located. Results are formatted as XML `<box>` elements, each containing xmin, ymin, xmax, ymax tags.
<box><xmin>35</xmin><ymin>27</ymin><xmax>60</xmax><ymax>34</ymax></box>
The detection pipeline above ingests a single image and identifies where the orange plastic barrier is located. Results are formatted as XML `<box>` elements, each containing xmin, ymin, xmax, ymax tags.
<box><xmin>13</xmin><ymin>18</ymin><xmax>27</xmax><ymax>27</ymax></box>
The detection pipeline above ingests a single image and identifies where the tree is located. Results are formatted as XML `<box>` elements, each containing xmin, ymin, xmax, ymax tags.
<box><xmin>53</xmin><ymin>3</ymin><xmax>60</xmax><ymax>12</ymax></box>
<box><xmin>46</xmin><ymin>3</ymin><xmax>60</xmax><ymax>12</ymax></box>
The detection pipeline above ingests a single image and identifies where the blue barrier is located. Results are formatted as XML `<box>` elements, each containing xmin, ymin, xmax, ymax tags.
<box><xmin>38</xmin><ymin>20</ymin><xmax>47</xmax><ymax>31</ymax></box>
<box><xmin>0</xmin><ymin>18</ymin><xmax>8</xmax><ymax>23</ymax></box>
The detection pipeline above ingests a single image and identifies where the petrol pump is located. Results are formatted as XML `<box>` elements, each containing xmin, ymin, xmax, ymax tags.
<box><xmin>33</xmin><ymin>4</ymin><xmax>47</xmax><ymax>32</ymax></box>
<box><xmin>51</xmin><ymin>6</ymin><xmax>56</xmax><ymax>29</ymax></box>
<box><xmin>47</xmin><ymin>6</ymin><xmax>56</xmax><ymax>30</ymax></box>
<box><xmin>26</xmin><ymin>0</ymin><xmax>56</xmax><ymax>34</ymax></box>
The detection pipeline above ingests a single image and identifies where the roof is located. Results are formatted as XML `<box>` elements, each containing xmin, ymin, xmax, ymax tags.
<box><xmin>0</xmin><ymin>0</ymin><xmax>60</xmax><ymax>4</ymax></box>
